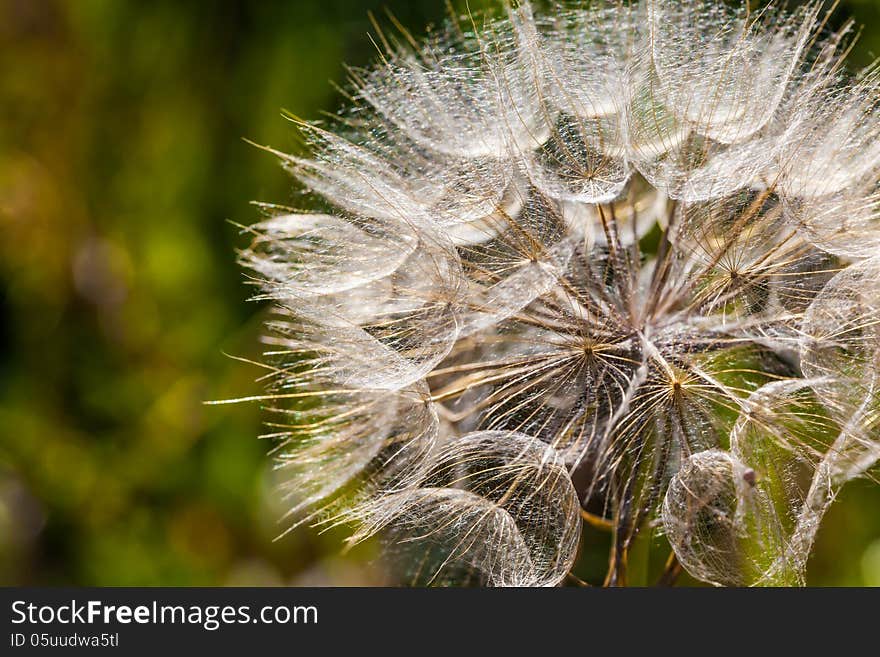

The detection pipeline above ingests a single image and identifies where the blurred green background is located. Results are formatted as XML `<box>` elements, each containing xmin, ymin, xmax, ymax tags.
<box><xmin>1</xmin><ymin>0</ymin><xmax>879</xmax><ymax>586</ymax></box>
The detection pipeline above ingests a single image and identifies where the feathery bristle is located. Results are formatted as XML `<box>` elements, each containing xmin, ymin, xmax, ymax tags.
<box><xmin>237</xmin><ymin>1</ymin><xmax>880</xmax><ymax>587</ymax></box>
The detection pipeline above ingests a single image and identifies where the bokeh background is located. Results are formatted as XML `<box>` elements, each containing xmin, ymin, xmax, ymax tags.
<box><xmin>2</xmin><ymin>0</ymin><xmax>880</xmax><ymax>586</ymax></box>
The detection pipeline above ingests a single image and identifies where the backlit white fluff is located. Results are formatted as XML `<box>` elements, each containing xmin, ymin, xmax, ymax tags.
<box><xmin>238</xmin><ymin>1</ymin><xmax>880</xmax><ymax>587</ymax></box>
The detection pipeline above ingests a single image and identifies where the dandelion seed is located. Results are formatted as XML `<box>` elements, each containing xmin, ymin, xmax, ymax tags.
<box><xmin>238</xmin><ymin>1</ymin><xmax>880</xmax><ymax>586</ymax></box>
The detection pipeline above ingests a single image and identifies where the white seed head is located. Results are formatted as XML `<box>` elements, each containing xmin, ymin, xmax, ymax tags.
<box><xmin>240</xmin><ymin>1</ymin><xmax>880</xmax><ymax>586</ymax></box>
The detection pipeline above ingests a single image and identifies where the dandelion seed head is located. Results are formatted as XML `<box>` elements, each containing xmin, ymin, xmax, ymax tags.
<box><xmin>240</xmin><ymin>1</ymin><xmax>880</xmax><ymax>586</ymax></box>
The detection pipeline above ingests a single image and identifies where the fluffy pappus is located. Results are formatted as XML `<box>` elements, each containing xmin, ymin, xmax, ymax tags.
<box><xmin>234</xmin><ymin>0</ymin><xmax>880</xmax><ymax>586</ymax></box>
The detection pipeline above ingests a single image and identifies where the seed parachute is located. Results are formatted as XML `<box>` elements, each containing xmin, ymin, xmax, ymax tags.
<box><xmin>235</xmin><ymin>0</ymin><xmax>880</xmax><ymax>586</ymax></box>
